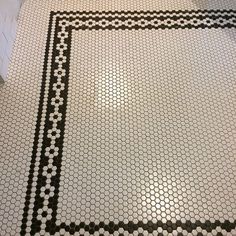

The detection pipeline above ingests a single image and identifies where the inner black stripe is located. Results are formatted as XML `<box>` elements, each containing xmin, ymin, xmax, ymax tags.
<box><xmin>55</xmin><ymin>219</ymin><xmax>236</xmax><ymax>234</ymax></box>
<box><xmin>56</xmin><ymin>15</ymin><xmax>236</xmax><ymax>21</ymax></box>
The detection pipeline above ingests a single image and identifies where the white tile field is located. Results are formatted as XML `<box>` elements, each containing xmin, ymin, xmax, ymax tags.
<box><xmin>0</xmin><ymin>0</ymin><xmax>236</xmax><ymax>235</ymax></box>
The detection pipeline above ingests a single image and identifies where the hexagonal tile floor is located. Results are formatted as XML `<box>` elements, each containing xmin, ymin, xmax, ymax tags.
<box><xmin>0</xmin><ymin>0</ymin><xmax>236</xmax><ymax>235</ymax></box>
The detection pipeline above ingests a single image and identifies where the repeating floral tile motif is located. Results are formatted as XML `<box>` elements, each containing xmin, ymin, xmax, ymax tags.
<box><xmin>0</xmin><ymin>1</ymin><xmax>236</xmax><ymax>235</ymax></box>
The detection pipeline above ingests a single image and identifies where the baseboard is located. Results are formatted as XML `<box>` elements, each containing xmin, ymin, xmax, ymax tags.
<box><xmin>0</xmin><ymin>75</ymin><xmax>5</xmax><ymax>83</ymax></box>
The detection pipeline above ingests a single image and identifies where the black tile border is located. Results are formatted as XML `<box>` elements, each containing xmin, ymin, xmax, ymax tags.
<box><xmin>21</xmin><ymin>10</ymin><xmax>236</xmax><ymax>235</ymax></box>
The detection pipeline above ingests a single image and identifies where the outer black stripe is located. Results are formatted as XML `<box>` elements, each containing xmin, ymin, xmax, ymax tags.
<box><xmin>20</xmin><ymin>12</ymin><xmax>55</xmax><ymax>236</ymax></box>
<box><xmin>53</xmin><ymin>9</ymin><xmax>236</xmax><ymax>15</ymax></box>
<box><xmin>29</xmin><ymin>17</ymin><xmax>64</xmax><ymax>235</ymax></box>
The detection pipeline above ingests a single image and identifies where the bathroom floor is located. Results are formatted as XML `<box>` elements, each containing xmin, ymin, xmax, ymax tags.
<box><xmin>0</xmin><ymin>0</ymin><xmax>236</xmax><ymax>235</ymax></box>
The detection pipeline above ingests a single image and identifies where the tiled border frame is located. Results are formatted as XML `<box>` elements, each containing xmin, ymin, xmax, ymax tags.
<box><xmin>21</xmin><ymin>10</ymin><xmax>236</xmax><ymax>235</ymax></box>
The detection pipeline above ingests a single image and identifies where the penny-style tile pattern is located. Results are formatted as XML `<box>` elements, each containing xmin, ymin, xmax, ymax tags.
<box><xmin>0</xmin><ymin>1</ymin><xmax>236</xmax><ymax>235</ymax></box>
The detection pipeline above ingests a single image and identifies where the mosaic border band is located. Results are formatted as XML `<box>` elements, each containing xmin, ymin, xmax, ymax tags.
<box><xmin>21</xmin><ymin>10</ymin><xmax>236</xmax><ymax>235</ymax></box>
